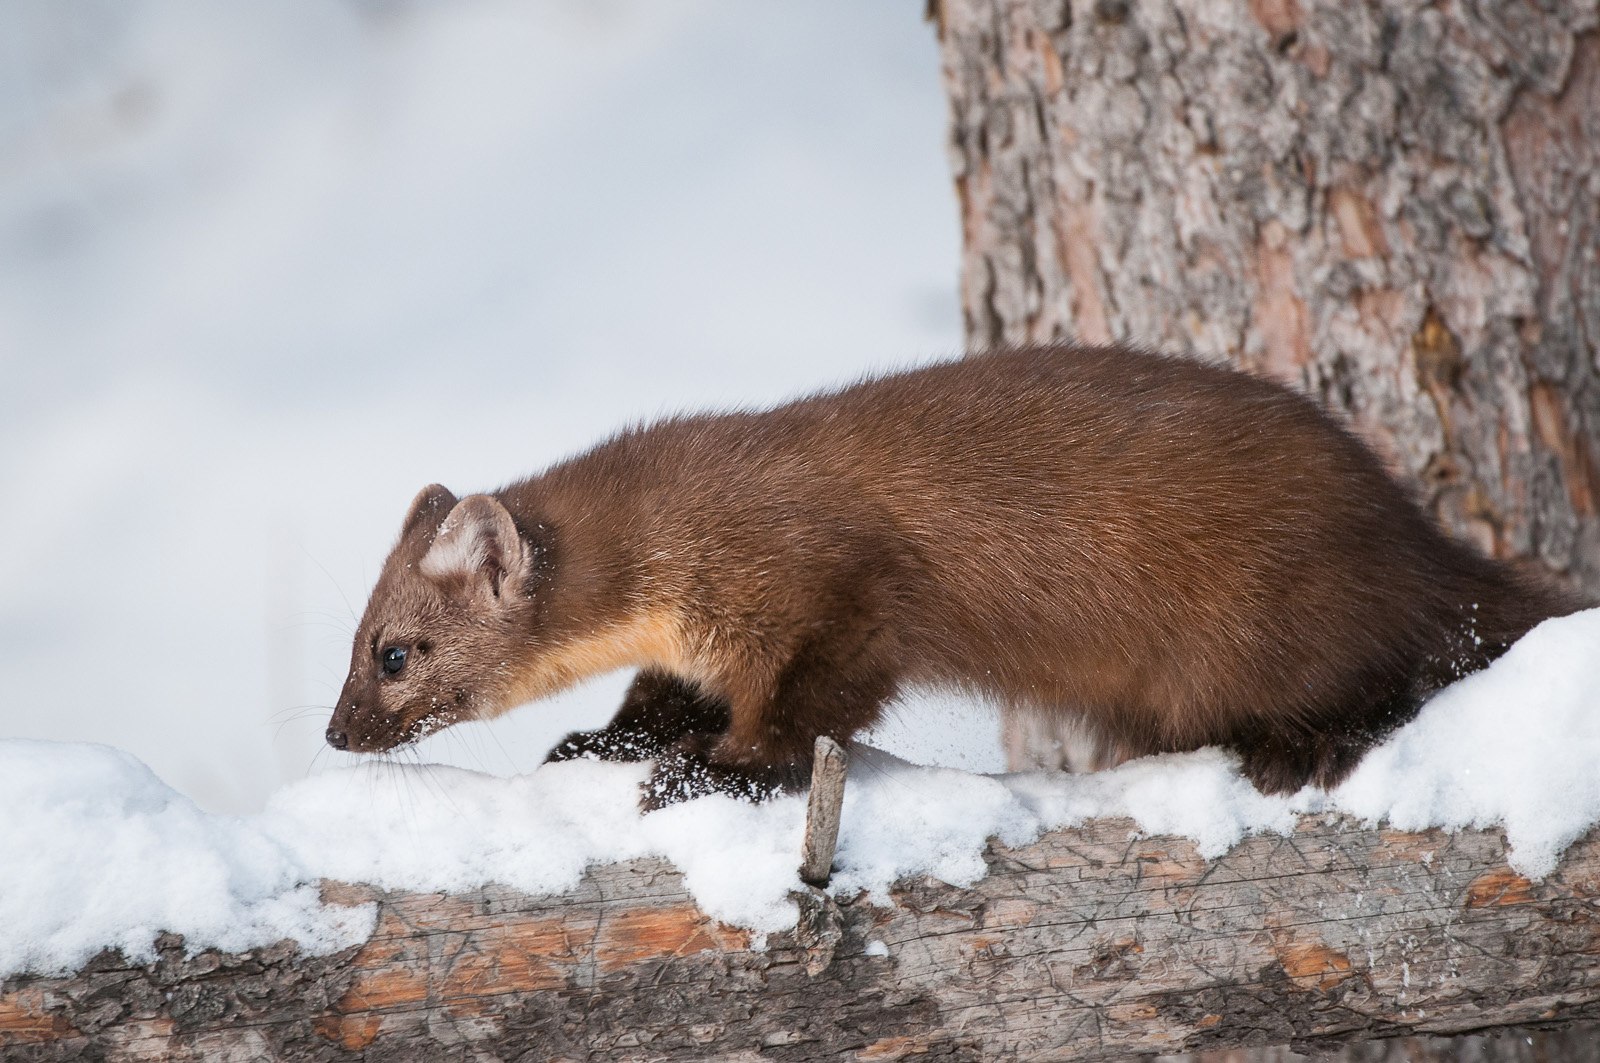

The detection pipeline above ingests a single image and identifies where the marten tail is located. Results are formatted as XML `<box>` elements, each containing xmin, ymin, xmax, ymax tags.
<box><xmin>1235</xmin><ymin>549</ymin><xmax>1583</xmax><ymax>797</ymax></box>
<box><xmin>1410</xmin><ymin>547</ymin><xmax>1587</xmax><ymax>699</ymax></box>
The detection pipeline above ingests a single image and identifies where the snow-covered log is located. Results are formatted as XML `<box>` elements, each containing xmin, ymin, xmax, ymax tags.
<box><xmin>6</xmin><ymin>815</ymin><xmax>1600</xmax><ymax>1061</ymax></box>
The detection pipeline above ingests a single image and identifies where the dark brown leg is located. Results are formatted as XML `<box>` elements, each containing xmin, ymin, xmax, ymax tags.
<box><xmin>544</xmin><ymin>670</ymin><xmax>730</xmax><ymax>764</ymax></box>
<box><xmin>1234</xmin><ymin>729</ymin><xmax>1370</xmax><ymax>795</ymax></box>
<box><xmin>641</xmin><ymin>639</ymin><xmax>897</xmax><ymax>810</ymax></box>
<box><xmin>1232</xmin><ymin>673</ymin><xmax>1422</xmax><ymax>795</ymax></box>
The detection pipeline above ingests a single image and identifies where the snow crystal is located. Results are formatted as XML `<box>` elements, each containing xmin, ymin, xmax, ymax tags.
<box><xmin>3</xmin><ymin>607</ymin><xmax>1597</xmax><ymax>978</ymax></box>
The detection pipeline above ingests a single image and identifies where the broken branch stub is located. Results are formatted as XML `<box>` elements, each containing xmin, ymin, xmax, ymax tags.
<box><xmin>798</xmin><ymin>736</ymin><xmax>849</xmax><ymax>887</ymax></box>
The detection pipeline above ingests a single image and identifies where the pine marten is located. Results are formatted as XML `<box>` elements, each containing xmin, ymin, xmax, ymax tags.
<box><xmin>327</xmin><ymin>345</ymin><xmax>1580</xmax><ymax>808</ymax></box>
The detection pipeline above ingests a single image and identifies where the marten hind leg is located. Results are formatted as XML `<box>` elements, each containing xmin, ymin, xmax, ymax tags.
<box><xmin>545</xmin><ymin>670</ymin><xmax>730</xmax><ymax>765</ymax></box>
<box><xmin>1232</xmin><ymin>678</ymin><xmax>1422</xmax><ymax>795</ymax></box>
<box><xmin>641</xmin><ymin>641</ymin><xmax>898</xmax><ymax>811</ymax></box>
<box><xmin>1233</xmin><ymin>727</ymin><xmax>1371</xmax><ymax>795</ymax></box>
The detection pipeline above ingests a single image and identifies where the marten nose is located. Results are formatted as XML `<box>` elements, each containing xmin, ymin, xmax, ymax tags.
<box><xmin>325</xmin><ymin>726</ymin><xmax>349</xmax><ymax>750</ymax></box>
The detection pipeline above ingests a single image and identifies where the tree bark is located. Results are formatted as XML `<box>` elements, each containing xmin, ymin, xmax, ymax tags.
<box><xmin>931</xmin><ymin>0</ymin><xmax>1600</xmax><ymax>772</ymax></box>
<box><xmin>934</xmin><ymin>0</ymin><xmax>1600</xmax><ymax>592</ymax></box>
<box><xmin>6</xmin><ymin>818</ymin><xmax>1600</xmax><ymax>1061</ymax></box>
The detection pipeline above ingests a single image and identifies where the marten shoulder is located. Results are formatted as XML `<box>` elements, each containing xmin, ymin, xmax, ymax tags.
<box><xmin>328</xmin><ymin>345</ymin><xmax>1581</xmax><ymax>807</ymax></box>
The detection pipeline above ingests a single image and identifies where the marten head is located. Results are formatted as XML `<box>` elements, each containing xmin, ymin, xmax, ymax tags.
<box><xmin>327</xmin><ymin>484</ymin><xmax>541</xmax><ymax>754</ymax></box>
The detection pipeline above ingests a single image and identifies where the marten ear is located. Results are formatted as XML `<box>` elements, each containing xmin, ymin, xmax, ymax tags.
<box><xmin>400</xmin><ymin>484</ymin><xmax>459</xmax><ymax>542</ymax></box>
<box><xmin>419</xmin><ymin>494</ymin><xmax>528</xmax><ymax>600</ymax></box>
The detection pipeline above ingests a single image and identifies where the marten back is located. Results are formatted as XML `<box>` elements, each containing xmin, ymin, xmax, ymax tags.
<box><xmin>332</xmin><ymin>345</ymin><xmax>1581</xmax><ymax>804</ymax></box>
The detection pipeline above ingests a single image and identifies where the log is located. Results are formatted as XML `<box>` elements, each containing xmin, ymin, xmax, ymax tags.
<box><xmin>7</xmin><ymin>815</ymin><xmax>1600</xmax><ymax>1061</ymax></box>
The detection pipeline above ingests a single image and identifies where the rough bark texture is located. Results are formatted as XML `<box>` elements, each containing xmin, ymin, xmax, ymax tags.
<box><xmin>934</xmin><ymin>0</ymin><xmax>1600</xmax><ymax>595</ymax></box>
<box><xmin>7</xmin><ymin>818</ymin><xmax>1600</xmax><ymax>1061</ymax></box>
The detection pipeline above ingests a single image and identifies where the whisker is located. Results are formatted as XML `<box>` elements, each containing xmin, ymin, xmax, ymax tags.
<box><xmin>482</xmin><ymin>724</ymin><xmax>520</xmax><ymax>777</ymax></box>
<box><xmin>408</xmin><ymin>746</ymin><xmax>464</xmax><ymax>819</ymax></box>
<box><xmin>446</xmin><ymin>727</ymin><xmax>490</xmax><ymax>776</ymax></box>
<box><xmin>305</xmin><ymin>743</ymin><xmax>331</xmax><ymax>779</ymax></box>
<box><xmin>287</xmin><ymin>609</ymin><xmax>358</xmax><ymax>627</ymax></box>
<box><xmin>284</xmin><ymin>621</ymin><xmax>358</xmax><ymax>638</ymax></box>
<box><xmin>268</xmin><ymin>703</ymin><xmax>331</xmax><ymax>723</ymax></box>
<box><xmin>273</xmin><ymin>711</ymin><xmax>330</xmax><ymax>741</ymax></box>
<box><xmin>302</xmin><ymin>545</ymin><xmax>360</xmax><ymax>623</ymax></box>
<box><xmin>382</xmin><ymin>752</ymin><xmax>412</xmax><ymax>837</ymax></box>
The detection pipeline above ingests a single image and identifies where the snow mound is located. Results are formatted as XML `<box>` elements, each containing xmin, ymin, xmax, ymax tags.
<box><xmin>3</xmin><ymin>607</ymin><xmax>1596</xmax><ymax>978</ymax></box>
<box><xmin>1317</xmin><ymin>606</ymin><xmax>1600</xmax><ymax>876</ymax></box>
<box><xmin>0</xmin><ymin>741</ymin><xmax>375</xmax><ymax>976</ymax></box>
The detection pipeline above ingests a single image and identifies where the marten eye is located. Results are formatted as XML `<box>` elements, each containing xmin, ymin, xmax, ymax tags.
<box><xmin>380</xmin><ymin>645</ymin><xmax>408</xmax><ymax>676</ymax></box>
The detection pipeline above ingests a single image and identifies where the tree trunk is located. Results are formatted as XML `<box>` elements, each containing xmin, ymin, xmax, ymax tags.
<box><xmin>930</xmin><ymin>0</ymin><xmax>1600</xmax><ymax>752</ymax></box>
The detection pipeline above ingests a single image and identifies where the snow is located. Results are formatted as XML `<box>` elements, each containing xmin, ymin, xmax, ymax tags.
<box><xmin>0</xmin><ymin>740</ymin><xmax>376</xmax><ymax>977</ymax></box>
<box><xmin>3</xmin><ymin>608</ymin><xmax>1597</xmax><ymax>978</ymax></box>
<box><xmin>1315</xmin><ymin>606</ymin><xmax>1600</xmax><ymax>876</ymax></box>
<box><xmin>0</xmin><ymin>0</ymin><xmax>976</xmax><ymax>815</ymax></box>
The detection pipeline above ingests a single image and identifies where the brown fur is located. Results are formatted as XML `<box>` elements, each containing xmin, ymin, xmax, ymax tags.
<box><xmin>328</xmin><ymin>345</ymin><xmax>1583</xmax><ymax>807</ymax></box>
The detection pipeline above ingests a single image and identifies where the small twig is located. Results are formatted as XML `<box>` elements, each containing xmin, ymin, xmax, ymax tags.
<box><xmin>799</xmin><ymin>736</ymin><xmax>849</xmax><ymax>888</ymax></box>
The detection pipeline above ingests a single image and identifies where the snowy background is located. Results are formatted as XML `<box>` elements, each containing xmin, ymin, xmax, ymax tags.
<box><xmin>0</xmin><ymin>0</ymin><xmax>1003</xmax><ymax>814</ymax></box>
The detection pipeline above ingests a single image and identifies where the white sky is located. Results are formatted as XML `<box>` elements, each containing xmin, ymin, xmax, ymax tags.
<box><xmin>0</xmin><ymin>0</ymin><xmax>1005</xmax><ymax>812</ymax></box>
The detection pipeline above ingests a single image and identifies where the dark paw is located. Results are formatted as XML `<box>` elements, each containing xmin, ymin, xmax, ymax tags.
<box><xmin>1236</xmin><ymin>731</ymin><xmax>1370</xmax><ymax>795</ymax></box>
<box><xmin>544</xmin><ymin>727</ymin><xmax>664</xmax><ymax>765</ymax></box>
<box><xmin>1238</xmin><ymin>750</ymin><xmax>1311</xmax><ymax>796</ymax></box>
<box><xmin>640</xmin><ymin>734</ymin><xmax>801</xmax><ymax>811</ymax></box>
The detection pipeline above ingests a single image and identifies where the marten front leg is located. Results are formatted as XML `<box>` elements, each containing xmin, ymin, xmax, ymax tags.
<box><xmin>545</xmin><ymin>670</ymin><xmax>730</xmax><ymax>764</ymax></box>
<box><xmin>640</xmin><ymin>645</ymin><xmax>897</xmax><ymax>810</ymax></box>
